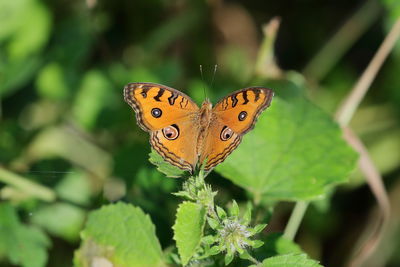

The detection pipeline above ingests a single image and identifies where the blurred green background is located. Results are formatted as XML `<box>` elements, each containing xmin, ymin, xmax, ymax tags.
<box><xmin>1</xmin><ymin>0</ymin><xmax>400</xmax><ymax>266</ymax></box>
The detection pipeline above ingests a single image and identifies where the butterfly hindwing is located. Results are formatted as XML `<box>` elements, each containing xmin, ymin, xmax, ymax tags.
<box><xmin>150</xmin><ymin>120</ymin><xmax>198</xmax><ymax>172</ymax></box>
<box><xmin>199</xmin><ymin>117</ymin><xmax>242</xmax><ymax>171</ymax></box>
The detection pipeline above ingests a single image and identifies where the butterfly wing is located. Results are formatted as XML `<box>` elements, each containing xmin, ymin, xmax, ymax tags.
<box><xmin>200</xmin><ymin>87</ymin><xmax>274</xmax><ymax>171</ymax></box>
<box><xmin>124</xmin><ymin>83</ymin><xmax>200</xmax><ymax>172</ymax></box>
<box><xmin>199</xmin><ymin>117</ymin><xmax>243</xmax><ymax>171</ymax></box>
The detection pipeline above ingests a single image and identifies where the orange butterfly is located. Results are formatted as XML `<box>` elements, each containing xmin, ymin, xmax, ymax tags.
<box><xmin>124</xmin><ymin>83</ymin><xmax>274</xmax><ymax>173</ymax></box>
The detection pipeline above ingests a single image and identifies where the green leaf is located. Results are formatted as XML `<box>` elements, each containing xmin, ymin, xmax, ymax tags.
<box><xmin>224</xmin><ymin>252</ymin><xmax>234</xmax><ymax>265</ymax></box>
<box><xmin>0</xmin><ymin>0</ymin><xmax>51</xmax><ymax>58</ymax></box>
<box><xmin>242</xmin><ymin>202</ymin><xmax>252</xmax><ymax>225</ymax></box>
<box><xmin>36</xmin><ymin>62</ymin><xmax>69</xmax><ymax>100</ymax></box>
<box><xmin>207</xmin><ymin>216</ymin><xmax>220</xmax><ymax>230</ymax></box>
<box><xmin>149</xmin><ymin>149</ymin><xmax>186</xmax><ymax>178</ymax></box>
<box><xmin>229</xmin><ymin>200</ymin><xmax>239</xmax><ymax>218</ymax></box>
<box><xmin>202</xmin><ymin>235</ymin><xmax>216</xmax><ymax>245</ymax></box>
<box><xmin>254</xmin><ymin>233</ymin><xmax>303</xmax><ymax>259</ymax></box>
<box><xmin>31</xmin><ymin>203</ymin><xmax>85</xmax><ymax>242</ymax></box>
<box><xmin>253</xmin><ymin>254</ymin><xmax>324</xmax><ymax>267</ymax></box>
<box><xmin>252</xmin><ymin>240</ymin><xmax>264</xmax><ymax>249</ymax></box>
<box><xmin>72</xmin><ymin>70</ymin><xmax>113</xmax><ymax>129</ymax></box>
<box><xmin>55</xmin><ymin>170</ymin><xmax>91</xmax><ymax>205</ymax></box>
<box><xmin>208</xmin><ymin>245</ymin><xmax>221</xmax><ymax>255</ymax></box>
<box><xmin>74</xmin><ymin>202</ymin><xmax>165</xmax><ymax>267</ymax></box>
<box><xmin>216</xmin><ymin>81</ymin><xmax>358</xmax><ymax>201</ymax></box>
<box><xmin>173</xmin><ymin>201</ymin><xmax>206</xmax><ymax>265</ymax></box>
<box><xmin>216</xmin><ymin>206</ymin><xmax>227</xmax><ymax>220</ymax></box>
<box><xmin>21</xmin><ymin>125</ymin><xmax>112</xmax><ymax>179</ymax></box>
<box><xmin>251</xmin><ymin>223</ymin><xmax>268</xmax><ymax>235</ymax></box>
<box><xmin>0</xmin><ymin>203</ymin><xmax>50</xmax><ymax>267</ymax></box>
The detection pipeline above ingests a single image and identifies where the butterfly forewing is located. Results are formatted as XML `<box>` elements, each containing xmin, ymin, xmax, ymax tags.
<box><xmin>212</xmin><ymin>87</ymin><xmax>274</xmax><ymax>134</ymax></box>
<box><xmin>124</xmin><ymin>83</ymin><xmax>199</xmax><ymax>131</ymax></box>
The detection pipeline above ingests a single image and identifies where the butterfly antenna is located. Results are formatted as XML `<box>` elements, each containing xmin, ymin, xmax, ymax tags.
<box><xmin>199</xmin><ymin>65</ymin><xmax>207</xmax><ymax>99</ymax></box>
<box><xmin>210</xmin><ymin>64</ymin><xmax>218</xmax><ymax>89</ymax></box>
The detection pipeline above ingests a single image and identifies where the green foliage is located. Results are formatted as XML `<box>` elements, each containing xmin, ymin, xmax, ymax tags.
<box><xmin>0</xmin><ymin>0</ymin><xmax>51</xmax><ymax>95</ymax></box>
<box><xmin>216</xmin><ymin>81</ymin><xmax>358</xmax><ymax>201</ymax></box>
<box><xmin>55</xmin><ymin>170</ymin><xmax>91</xmax><ymax>205</ymax></box>
<box><xmin>31</xmin><ymin>203</ymin><xmax>85</xmax><ymax>242</ymax></box>
<box><xmin>173</xmin><ymin>201</ymin><xmax>206</xmax><ymax>265</ymax></box>
<box><xmin>251</xmin><ymin>254</ymin><xmax>323</xmax><ymax>267</ymax></box>
<box><xmin>381</xmin><ymin>0</ymin><xmax>400</xmax><ymax>20</ymax></box>
<box><xmin>36</xmin><ymin>62</ymin><xmax>69</xmax><ymax>100</ymax></box>
<box><xmin>72</xmin><ymin>70</ymin><xmax>114</xmax><ymax>129</ymax></box>
<box><xmin>74</xmin><ymin>202</ymin><xmax>165</xmax><ymax>267</ymax></box>
<box><xmin>149</xmin><ymin>149</ymin><xmax>186</xmax><ymax>178</ymax></box>
<box><xmin>0</xmin><ymin>203</ymin><xmax>50</xmax><ymax>267</ymax></box>
<box><xmin>255</xmin><ymin>233</ymin><xmax>303</xmax><ymax>259</ymax></box>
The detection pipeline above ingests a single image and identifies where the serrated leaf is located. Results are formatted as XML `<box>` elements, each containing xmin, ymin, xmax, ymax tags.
<box><xmin>149</xmin><ymin>149</ymin><xmax>186</xmax><ymax>178</ymax></box>
<box><xmin>173</xmin><ymin>201</ymin><xmax>206</xmax><ymax>265</ymax></box>
<box><xmin>254</xmin><ymin>254</ymin><xmax>324</xmax><ymax>267</ymax></box>
<box><xmin>216</xmin><ymin>81</ymin><xmax>358</xmax><ymax>201</ymax></box>
<box><xmin>0</xmin><ymin>203</ymin><xmax>50</xmax><ymax>267</ymax></box>
<box><xmin>74</xmin><ymin>202</ymin><xmax>164</xmax><ymax>267</ymax></box>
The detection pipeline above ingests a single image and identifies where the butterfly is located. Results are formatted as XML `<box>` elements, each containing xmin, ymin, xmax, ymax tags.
<box><xmin>124</xmin><ymin>83</ymin><xmax>274</xmax><ymax>173</ymax></box>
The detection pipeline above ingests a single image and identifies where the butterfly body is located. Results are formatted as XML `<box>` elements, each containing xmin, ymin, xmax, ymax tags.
<box><xmin>124</xmin><ymin>82</ymin><xmax>273</xmax><ymax>173</ymax></box>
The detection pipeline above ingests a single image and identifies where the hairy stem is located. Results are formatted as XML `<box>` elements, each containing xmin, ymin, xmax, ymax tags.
<box><xmin>247</xmin><ymin>253</ymin><xmax>262</xmax><ymax>265</ymax></box>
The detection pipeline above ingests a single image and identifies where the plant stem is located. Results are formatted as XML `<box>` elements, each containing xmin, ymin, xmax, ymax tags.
<box><xmin>283</xmin><ymin>201</ymin><xmax>309</xmax><ymax>241</ymax></box>
<box><xmin>303</xmin><ymin>0</ymin><xmax>380</xmax><ymax>81</ymax></box>
<box><xmin>335</xmin><ymin>18</ymin><xmax>400</xmax><ymax>126</ymax></box>
<box><xmin>247</xmin><ymin>253</ymin><xmax>262</xmax><ymax>265</ymax></box>
<box><xmin>0</xmin><ymin>167</ymin><xmax>56</xmax><ymax>202</ymax></box>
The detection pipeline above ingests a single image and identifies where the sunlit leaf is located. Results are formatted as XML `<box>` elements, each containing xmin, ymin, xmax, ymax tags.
<box><xmin>216</xmin><ymin>81</ymin><xmax>358</xmax><ymax>201</ymax></box>
<box><xmin>74</xmin><ymin>202</ymin><xmax>165</xmax><ymax>267</ymax></box>
<box><xmin>149</xmin><ymin>149</ymin><xmax>186</xmax><ymax>178</ymax></box>
<box><xmin>250</xmin><ymin>254</ymin><xmax>324</xmax><ymax>267</ymax></box>
<box><xmin>173</xmin><ymin>201</ymin><xmax>206</xmax><ymax>265</ymax></box>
